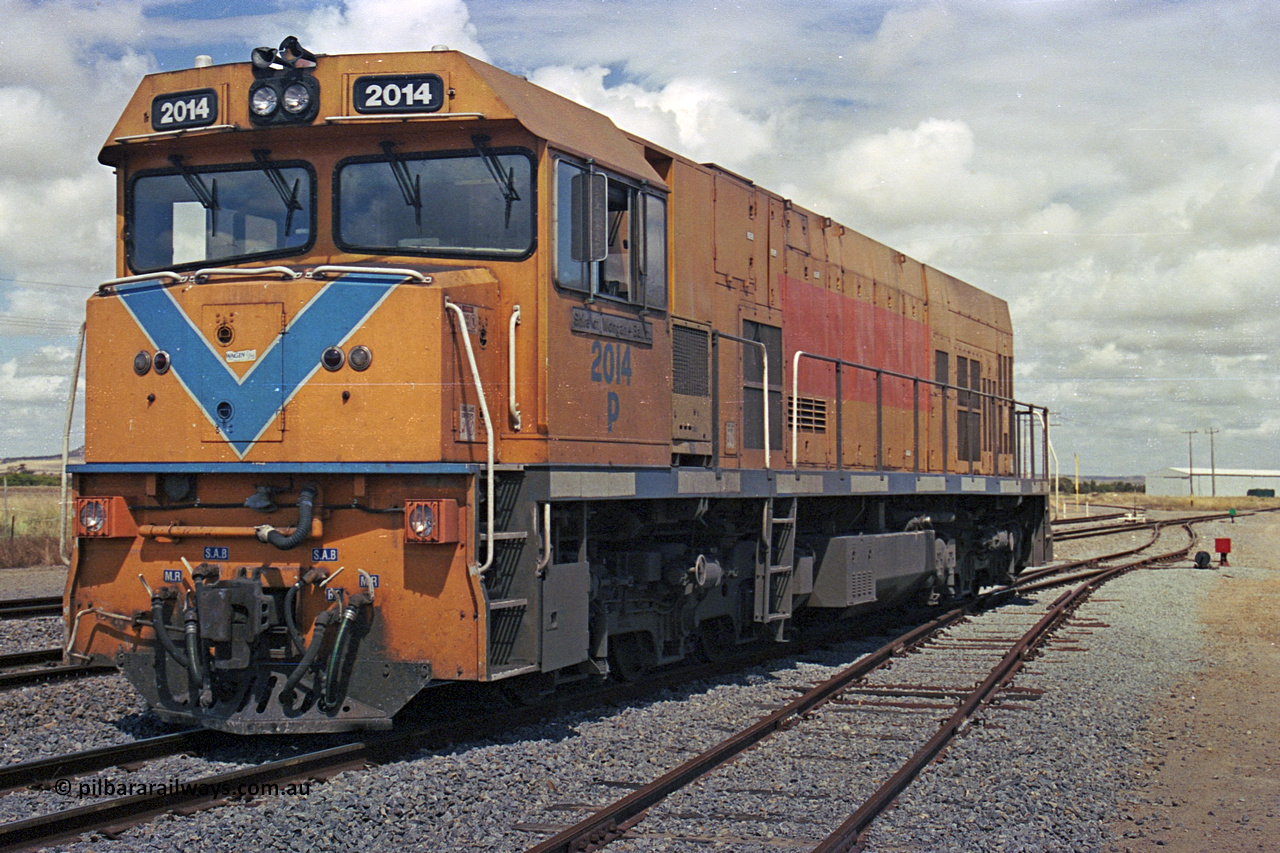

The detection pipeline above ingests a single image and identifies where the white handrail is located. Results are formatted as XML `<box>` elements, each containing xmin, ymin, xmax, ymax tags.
<box><xmin>508</xmin><ymin>305</ymin><xmax>522</xmax><ymax>432</ymax></box>
<box><xmin>59</xmin><ymin>321</ymin><xmax>87</xmax><ymax>565</ymax></box>
<box><xmin>444</xmin><ymin>299</ymin><xmax>495</xmax><ymax>576</ymax></box>
<box><xmin>194</xmin><ymin>266</ymin><xmax>300</xmax><ymax>281</ymax></box>
<box><xmin>761</xmin><ymin>342</ymin><xmax>770</xmax><ymax>470</ymax></box>
<box><xmin>534</xmin><ymin>503</ymin><xmax>552</xmax><ymax>572</ymax></box>
<box><xmin>311</xmin><ymin>265</ymin><xmax>432</xmax><ymax>283</ymax></box>
<box><xmin>99</xmin><ymin>271</ymin><xmax>182</xmax><ymax>290</ymax></box>
<box><xmin>792</xmin><ymin>349</ymin><xmax>805</xmax><ymax>470</ymax></box>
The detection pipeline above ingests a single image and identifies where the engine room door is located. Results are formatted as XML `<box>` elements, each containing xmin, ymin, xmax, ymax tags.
<box><xmin>671</xmin><ymin>319</ymin><xmax>713</xmax><ymax>457</ymax></box>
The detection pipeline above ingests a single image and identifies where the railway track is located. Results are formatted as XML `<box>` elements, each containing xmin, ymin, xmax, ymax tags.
<box><xmin>0</xmin><ymin>597</ymin><xmax>61</xmax><ymax>620</ymax></box>
<box><xmin>0</xmin><ymin>516</ymin><xmax>1235</xmax><ymax>852</ymax></box>
<box><xmin>517</xmin><ymin>519</ymin><xmax>1215</xmax><ymax>853</ymax></box>
<box><xmin>0</xmin><ymin>648</ymin><xmax>113</xmax><ymax>690</ymax></box>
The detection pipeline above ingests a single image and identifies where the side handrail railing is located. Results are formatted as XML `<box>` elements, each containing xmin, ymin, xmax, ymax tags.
<box><xmin>444</xmin><ymin>298</ymin><xmax>496</xmax><ymax>576</ymax></box>
<box><xmin>787</xmin><ymin>350</ymin><xmax>1049</xmax><ymax>481</ymax></box>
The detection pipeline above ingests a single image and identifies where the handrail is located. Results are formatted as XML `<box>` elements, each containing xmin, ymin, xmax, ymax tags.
<box><xmin>311</xmin><ymin>265</ymin><xmax>432</xmax><ymax>283</ymax></box>
<box><xmin>712</xmin><ymin>332</ymin><xmax>770</xmax><ymax>469</ymax></box>
<box><xmin>59</xmin><ymin>321</ymin><xmax>87</xmax><ymax>565</ymax></box>
<box><xmin>98</xmin><ymin>271</ymin><xmax>182</xmax><ymax>292</ymax></box>
<box><xmin>194</xmin><ymin>266</ymin><xmax>300</xmax><ymax>281</ymax></box>
<box><xmin>508</xmin><ymin>305</ymin><xmax>522</xmax><ymax>432</ymax></box>
<box><xmin>444</xmin><ymin>298</ymin><xmax>496</xmax><ymax>575</ymax></box>
<box><xmin>787</xmin><ymin>349</ymin><xmax>1049</xmax><ymax>479</ymax></box>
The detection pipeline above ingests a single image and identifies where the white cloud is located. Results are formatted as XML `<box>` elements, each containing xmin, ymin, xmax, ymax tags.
<box><xmin>527</xmin><ymin>66</ymin><xmax>777</xmax><ymax>170</ymax></box>
<box><xmin>299</xmin><ymin>0</ymin><xmax>487</xmax><ymax>58</ymax></box>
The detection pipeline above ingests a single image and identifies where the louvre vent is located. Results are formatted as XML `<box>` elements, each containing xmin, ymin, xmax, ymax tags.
<box><xmin>849</xmin><ymin>570</ymin><xmax>876</xmax><ymax>604</ymax></box>
<box><xmin>672</xmin><ymin>325</ymin><xmax>710</xmax><ymax>397</ymax></box>
<box><xmin>787</xmin><ymin>395</ymin><xmax>828</xmax><ymax>432</ymax></box>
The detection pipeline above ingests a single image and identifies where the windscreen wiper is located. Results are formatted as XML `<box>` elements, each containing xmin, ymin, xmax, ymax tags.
<box><xmin>471</xmin><ymin>134</ymin><xmax>520</xmax><ymax>227</ymax></box>
<box><xmin>379</xmin><ymin>141</ymin><xmax>422</xmax><ymax>229</ymax></box>
<box><xmin>252</xmin><ymin>149</ymin><xmax>303</xmax><ymax>235</ymax></box>
<box><xmin>168</xmin><ymin>154</ymin><xmax>219</xmax><ymax>236</ymax></box>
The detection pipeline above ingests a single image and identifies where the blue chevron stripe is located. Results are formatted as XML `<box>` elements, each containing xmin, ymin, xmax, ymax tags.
<box><xmin>116</xmin><ymin>273</ymin><xmax>401</xmax><ymax>457</ymax></box>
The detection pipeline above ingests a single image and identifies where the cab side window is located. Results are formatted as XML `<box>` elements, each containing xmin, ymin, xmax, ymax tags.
<box><xmin>555</xmin><ymin>158</ymin><xmax>667</xmax><ymax>311</ymax></box>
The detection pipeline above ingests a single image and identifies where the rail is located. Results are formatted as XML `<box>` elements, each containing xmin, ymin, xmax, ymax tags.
<box><xmin>509</xmin><ymin>304</ymin><xmax>523</xmax><ymax>431</ymax></box>
<box><xmin>444</xmin><ymin>298</ymin><xmax>495</xmax><ymax>575</ymax></box>
<box><xmin>787</xmin><ymin>349</ymin><xmax>1049</xmax><ymax>480</ymax></box>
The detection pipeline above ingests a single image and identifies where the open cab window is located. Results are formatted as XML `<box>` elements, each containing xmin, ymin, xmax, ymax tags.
<box><xmin>555</xmin><ymin>158</ymin><xmax>666</xmax><ymax>311</ymax></box>
<box><xmin>127</xmin><ymin>156</ymin><xmax>315</xmax><ymax>272</ymax></box>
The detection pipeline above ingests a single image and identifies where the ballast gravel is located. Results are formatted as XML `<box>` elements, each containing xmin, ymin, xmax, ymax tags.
<box><xmin>0</xmin><ymin>521</ymin><xmax>1238</xmax><ymax>852</ymax></box>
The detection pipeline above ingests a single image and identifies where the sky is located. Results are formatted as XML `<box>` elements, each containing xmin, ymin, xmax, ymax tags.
<box><xmin>0</xmin><ymin>0</ymin><xmax>1277</xmax><ymax>477</ymax></box>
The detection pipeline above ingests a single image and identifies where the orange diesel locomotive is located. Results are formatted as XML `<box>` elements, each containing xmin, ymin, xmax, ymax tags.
<box><xmin>66</xmin><ymin>40</ymin><xmax>1051</xmax><ymax>733</ymax></box>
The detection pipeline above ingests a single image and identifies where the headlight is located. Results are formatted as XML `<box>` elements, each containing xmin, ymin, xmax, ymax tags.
<box><xmin>282</xmin><ymin>82</ymin><xmax>310</xmax><ymax>114</ymax></box>
<box><xmin>250</xmin><ymin>86</ymin><xmax>279</xmax><ymax>117</ymax></box>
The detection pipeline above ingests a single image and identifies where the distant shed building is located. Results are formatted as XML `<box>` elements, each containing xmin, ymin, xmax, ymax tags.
<box><xmin>1145</xmin><ymin>467</ymin><xmax>1280</xmax><ymax>497</ymax></box>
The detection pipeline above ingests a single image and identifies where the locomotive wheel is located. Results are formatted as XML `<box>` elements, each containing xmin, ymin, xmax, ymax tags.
<box><xmin>695</xmin><ymin>617</ymin><xmax>737</xmax><ymax>663</ymax></box>
<box><xmin>609</xmin><ymin>632</ymin><xmax>655</xmax><ymax>682</ymax></box>
<box><xmin>952</xmin><ymin>556</ymin><xmax>978</xmax><ymax>599</ymax></box>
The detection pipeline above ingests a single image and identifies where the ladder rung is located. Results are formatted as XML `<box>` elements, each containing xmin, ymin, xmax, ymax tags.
<box><xmin>489</xmin><ymin>598</ymin><xmax>528</xmax><ymax>610</ymax></box>
<box><xmin>771</xmin><ymin>517</ymin><xmax>795</xmax><ymax>525</ymax></box>
<box><xmin>769</xmin><ymin>566</ymin><xmax>792</xmax><ymax>574</ymax></box>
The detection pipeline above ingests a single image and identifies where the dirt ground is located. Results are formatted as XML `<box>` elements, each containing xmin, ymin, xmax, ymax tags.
<box><xmin>1110</xmin><ymin>514</ymin><xmax>1280</xmax><ymax>852</ymax></box>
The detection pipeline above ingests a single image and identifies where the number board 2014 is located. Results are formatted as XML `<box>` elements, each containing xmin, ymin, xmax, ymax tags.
<box><xmin>151</xmin><ymin>89</ymin><xmax>218</xmax><ymax>131</ymax></box>
<box><xmin>353</xmin><ymin>74</ymin><xmax>444</xmax><ymax>113</ymax></box>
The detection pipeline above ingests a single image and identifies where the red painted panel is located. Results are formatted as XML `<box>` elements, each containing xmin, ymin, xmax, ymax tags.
<box><xmin>782</xmin><ymin>274</ymin><xmax>930</xmax><ymax>411</ymax></box>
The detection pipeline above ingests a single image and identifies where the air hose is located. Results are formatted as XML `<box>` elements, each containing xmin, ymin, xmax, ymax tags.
<box><xmin>278</xmin><ymin>606</ymin><xmax>338</xmax><ymax>707</ymax></box>
<box><xmin>150</xmin><ymin>596</ymin><xmax>191</xmax><ymax>673</ymax></box>
<box><xmin>319</xmin><ymin>593</ymin><xmax>370</xmax><ymax>712</ymax></box>
<box><xmin>255</xmin><ymin>483</ymin><xmax>318</xmax><ymax>551</ymax></box>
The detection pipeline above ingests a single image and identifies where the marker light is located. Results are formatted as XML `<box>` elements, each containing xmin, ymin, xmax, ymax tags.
<box><xmin>321</xmin><ymin>346</ymin><xmax>345</xmax><ymax>371</ymax></box>
<box><xmin>250</xmin><ymin>86</ymin><xmax>279</xmax><ymax>117</ymax></box>
<box><xmin>404</xmin><ymin>499</ymin><xmax>459</xmax><ymax>544</ymax></box>
<box><xmin>78</xmin><ymin>500</ymin><xmax>106</xmax><ymax>535</ymax></box>
<box><xmin>134</xmin><ymin>351</ymin><xmax>152</xmax><ymax>376</ymax></box>
<box><xmin>153</xmin><ymin>351</ymin><xmax>171</xmax><ymax>374</ymax></box>
<box><xmin>74</xmin><ymin>496</ymin><xmax>137</xmax><ymax>539</ymax></box>
<box><xmin>348</xmin><ymin>345</ymin><xmax>372</xmax><ymax>371</ymax></box>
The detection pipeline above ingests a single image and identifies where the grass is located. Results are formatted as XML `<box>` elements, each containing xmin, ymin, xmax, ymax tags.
<box><xmin>0</xmin><ymin>486</ymin><xmax>67</xmax><ymax>568</ymax></box>
<box><xmin>1052</xmin><ymin>492</ymin><xmax>1280</xmax><ymax>516</ymax></box>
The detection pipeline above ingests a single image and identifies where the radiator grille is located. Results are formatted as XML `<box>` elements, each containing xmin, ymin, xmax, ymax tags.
<box><xmin>672</xmin><ymin>325</ymin><xmax>710</xmax><ymax>397</ymax></box>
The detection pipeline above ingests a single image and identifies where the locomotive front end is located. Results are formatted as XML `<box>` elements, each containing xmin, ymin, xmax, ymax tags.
<box><xmin>66</xmin><ymin>43</ymin><xmax>536</xmax><ymax>732</ymax></box>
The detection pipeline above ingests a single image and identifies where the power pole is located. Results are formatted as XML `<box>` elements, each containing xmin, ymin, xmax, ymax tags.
<box><xmin>1205</xmin><ymin>427</ymin><xmax>1218</xmax><ymax>497</ymax></box>
<box><xmin>1182</xmin><ymin>430</ymin><xmax>1199</xmax><ymax>500</ymax></box>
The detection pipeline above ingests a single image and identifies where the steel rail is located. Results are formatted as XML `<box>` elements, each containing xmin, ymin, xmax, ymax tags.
<box><xmin>0</xmin><ymin>597</ymin><xmax>62</xmax><ymax>620</ymax></box>
<box><xmin>0</xmin><ymin>730</ymin><xmax>213</xmax><ymax>795</ymax></box>
<box><xmin>0</xmin><ymin>661</ymin><xmax>115</xmax><ymax>690</ymax></box>
<box><xmin>0</xmin><ymin>648</ymin><xmax>61</xmax><ymax>669</ymax></box>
